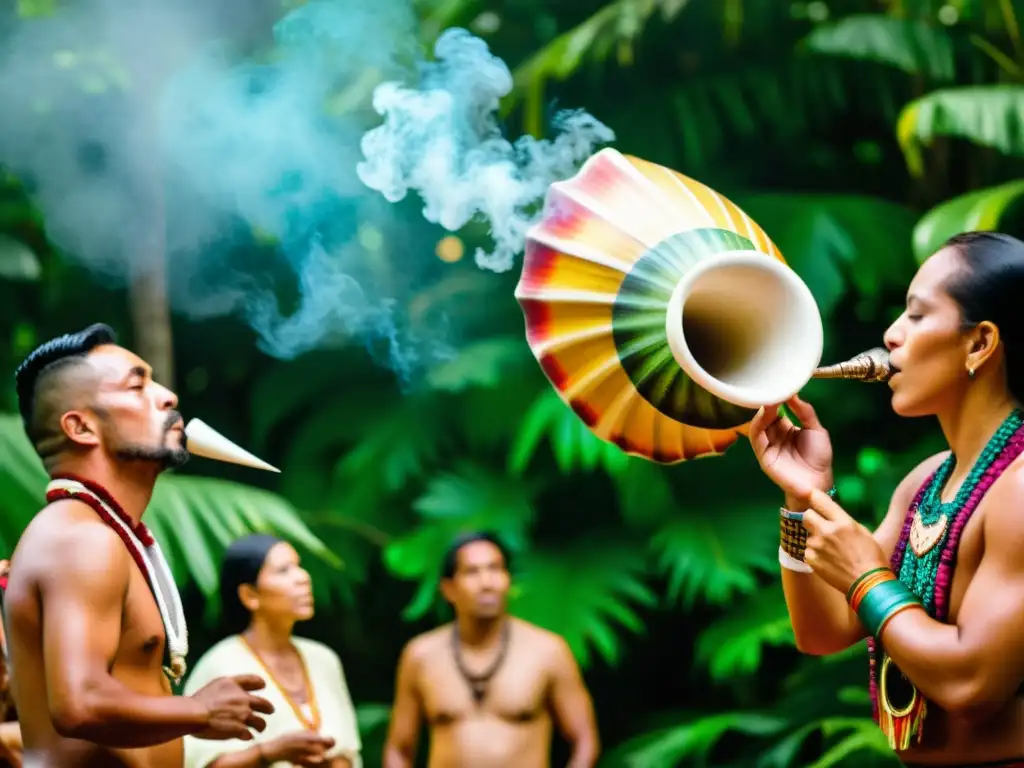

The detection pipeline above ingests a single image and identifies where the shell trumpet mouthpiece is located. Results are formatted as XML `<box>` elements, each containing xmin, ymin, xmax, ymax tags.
<box><xmin>812</xmin><ymin>347</ymin><xmax>894</xmax><ymax>383</ymax></box>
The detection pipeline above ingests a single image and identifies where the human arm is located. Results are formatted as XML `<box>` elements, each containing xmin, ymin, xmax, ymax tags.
<box><xmin>382</xmin><ymin>642</ymin><xmax>423</xmax><ymax>768</ymax></box>
<box><xmin>548</xmin><ymin>638</ymin><xmax>599</xmax><ymax>768</ymax></box>
<box><xmin>0</xmin><ymin>720</ymin><xmax>21</xmax><ymax>765</ymax></box>
<box><xmin>781</xmin><ymin>453</ymin><xmax>945</xmax><ymax>655</ymax></box>
<box><xmin>41</xmin><ymin>520</ymin><xmax>210</xmax><ymax>745</ymax></box>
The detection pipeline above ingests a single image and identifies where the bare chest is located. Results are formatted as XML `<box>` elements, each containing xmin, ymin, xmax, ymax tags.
<box><xmin>420</xmin><ymin>644</ymin><xmax>550</xmax><ymax>725</ymax></box>
<box><xmin>116</xmin><ymin>566</ymin><xmax>170</xmax><ymax>679</ymax></box>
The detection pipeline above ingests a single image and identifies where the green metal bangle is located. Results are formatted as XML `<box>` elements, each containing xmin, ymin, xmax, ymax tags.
<box><xmin>856</xmin><ymin>579</ymin><xmax>921</xmax><ymax>637</ymax></box>
<box><xmin>845</xmin><ymin>566</ymin><xmax>890</xmax><ymax>603</ymax></box>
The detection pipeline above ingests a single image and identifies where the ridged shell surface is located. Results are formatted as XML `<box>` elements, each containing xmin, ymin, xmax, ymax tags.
<box><xmin>515</xmin><ymin>148</ymin><xmax>788</xmax><ymax>464</ymax></box>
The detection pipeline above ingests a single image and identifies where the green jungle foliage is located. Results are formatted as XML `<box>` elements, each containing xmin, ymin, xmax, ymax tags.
<box><xmin>3</xmin><ymin>0</ymin><xmax>1024</xmax><ymax>765</ymax></box>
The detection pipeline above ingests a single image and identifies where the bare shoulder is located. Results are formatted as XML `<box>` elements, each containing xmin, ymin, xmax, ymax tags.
<box><xmin>511</xmin><ymin>619</ymin><xmax>574</xmax><ymax>662</ymax></box>
<box><xmin>399</xmin><ymin>624</ymin><xmax>452</xmax><ymax>667</ymax></box>
<box><xmin>982</xmin><ymin>458</ymin><xmax>1024</xmax><ymax>544</ymax></box>
<box><xmin>13</xmin><ymin>499</ymin><xmax>130</xmax><ymax>589</ymax></box>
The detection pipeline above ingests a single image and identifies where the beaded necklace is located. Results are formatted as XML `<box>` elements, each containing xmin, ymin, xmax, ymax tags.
<box><xmin>866</xmin><ymin>408</ymin><xmax>1024</xmax><ymax>750</ymax></box>
<box><xmin>46</xmin><ymin>475</ymin><xmax>189</xmax><ymax>685</ymax></box>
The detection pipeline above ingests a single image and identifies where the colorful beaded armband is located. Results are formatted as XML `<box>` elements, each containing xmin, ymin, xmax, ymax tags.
<box><xmin>778</xmin><ymin>486</ymin><xmax>837</xmax><ymax>563</ymax></box>
<box><xmin>847</xmin><ymin>567</ymin><xmax>922</xmax><ymax>637</ymax></box>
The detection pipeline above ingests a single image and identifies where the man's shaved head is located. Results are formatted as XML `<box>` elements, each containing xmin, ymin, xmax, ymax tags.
<box><xmin>14</xmin><ymin>323</ymin><xmax>116</xmax><ymax>463</ymax></box>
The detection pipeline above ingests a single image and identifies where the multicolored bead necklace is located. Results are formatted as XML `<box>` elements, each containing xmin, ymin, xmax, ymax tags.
<box><xmin>867</xmin><ymin>407</ymin><xmax>1024</xmax><ymax>748</ymax></box>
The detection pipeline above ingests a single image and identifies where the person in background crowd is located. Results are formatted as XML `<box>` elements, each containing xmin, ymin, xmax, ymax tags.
<box><xmin>383</xmin><ymin>531</ymin><xmax>600</xmax><ymax>768</ymax></box>
<box><xmin>184</xmin><ymin>534</ymin><xmax>362</xmax><ymax>768</ymax></box>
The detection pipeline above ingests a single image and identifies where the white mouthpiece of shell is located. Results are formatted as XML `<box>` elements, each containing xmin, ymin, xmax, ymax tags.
<box><xmin>183</xmin><ymin>419</ymin><xmax>280</xmax><ymax>473</ymax></box>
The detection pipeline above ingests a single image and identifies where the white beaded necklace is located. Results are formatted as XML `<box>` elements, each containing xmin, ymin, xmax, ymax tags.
<box><xmin>47</xmin><ymin>478</ymin><xmax>189</xmax><ymax>684</ymax></box>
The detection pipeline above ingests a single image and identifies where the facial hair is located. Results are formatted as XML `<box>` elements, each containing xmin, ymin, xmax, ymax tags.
<box><xmin>113</xmin><ymin>410</ymin><xmax>189</xmax><ymax>470</ymax></box>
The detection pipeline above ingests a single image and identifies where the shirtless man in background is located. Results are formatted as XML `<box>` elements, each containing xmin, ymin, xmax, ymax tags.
<box><xmin>5</xmin><ymin>324</ymin><xmax>274</xmax><ymax>767</ymax></box>
<box><xmin>383</xmin><ymin>532</ymin><xmax>600</xmax><ymax>768</ymax></box>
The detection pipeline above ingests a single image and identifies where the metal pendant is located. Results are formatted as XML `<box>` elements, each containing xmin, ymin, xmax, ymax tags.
<box><xmin>909</xmin><ymin>511</ymin><xmax>948</xmax><ymax>557</ymax></box>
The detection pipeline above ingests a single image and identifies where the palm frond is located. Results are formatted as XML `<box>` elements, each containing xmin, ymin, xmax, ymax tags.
<box><xmin>511</xmin><ymin>538</ymin><xmax>657</xmax><ymax>667</ymax></box>
<box><xmin>651</xmin><ymin>501</ymin><xmax>777</xmax><ymax>609</ymax></box>
<box><xmin>695</xmin><ymin>586</ymin><xmax>794</xmax><ymax>681</ymax></box>
<box><xmin>382</xmin><ymin>462</ymin><xmax>540</xmax><ymax>620</ymax></box>
<box><xmin>507</xmin><ymin>388</ymin><xmax>630</xmax><ymax>479</ymax></box>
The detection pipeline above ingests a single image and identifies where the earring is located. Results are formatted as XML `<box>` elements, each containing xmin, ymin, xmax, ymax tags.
<box><xmin>968</xmin><ymin>367</ymin><xmax>976</xmax><ymax>379</ymax></box>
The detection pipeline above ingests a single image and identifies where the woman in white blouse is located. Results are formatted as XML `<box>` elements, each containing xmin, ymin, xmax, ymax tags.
<box><xmin>183</xmin><ymin>535</ymin><xmax>361</xmax><ymax>768</ymax></box>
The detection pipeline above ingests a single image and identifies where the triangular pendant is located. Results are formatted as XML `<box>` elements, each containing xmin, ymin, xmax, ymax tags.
<box><xmin>471</xmin><ymin>682</ymin><xmax>487</xmax><ymax>703</ymax></box>
<box><xmin>909</xmin><ymin>511</ymin><xmax>948</xmax><ymax>557</ymax></box>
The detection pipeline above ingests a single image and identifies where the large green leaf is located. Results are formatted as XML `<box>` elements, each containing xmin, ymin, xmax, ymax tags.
<box><xmin>800</xmin><ymin>14</ymin><xmax>957</xmax><ymax>80</ymax></box>
<box><xmin>897</xmin><ymin>85</ymin><xmax>1024</xmax><ymax>175</ymax></box>
<box><xmin>912</xmin><ymin>179</ymin><xmax>1024</xmax><ymax>263</ymax></box>
<box><xmin>0</xmin><ymin>413</ymin><xmax>336</xmax><ymax>601</ymax></box>
<box><xmin>511</xmin><ymin>538</ymin><xmax>657</xmax><ymax>668</ymax></box>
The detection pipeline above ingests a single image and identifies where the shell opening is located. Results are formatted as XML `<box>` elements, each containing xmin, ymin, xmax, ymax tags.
<box><xmin>664</xmin><ymin>250</ymin><xmax>824</xmax><ymax>409</ymax></box>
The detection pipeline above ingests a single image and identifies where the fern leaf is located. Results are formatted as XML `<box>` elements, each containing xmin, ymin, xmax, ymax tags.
<box><xmin>695</xmin><ymin>587</ymin><xmax>794</xmax><ymax>681</ymax></box>
<box><xmin>510</xmin><ymin>538</ymin><xmax>657</xmax><ymax>668</ymax></box>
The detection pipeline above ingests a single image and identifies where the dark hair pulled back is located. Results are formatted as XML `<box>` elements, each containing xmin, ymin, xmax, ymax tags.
<box><xmin>943</xmin><ymin>231</ymin><xmax>1024</xmax><ymax>402</ymax></box>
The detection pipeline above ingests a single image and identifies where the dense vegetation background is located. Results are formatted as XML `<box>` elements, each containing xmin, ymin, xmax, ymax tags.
<box><xmin>3</xmin><ymin>0</ymin><xmax>1024</xmax><ymax>765</ymax></box>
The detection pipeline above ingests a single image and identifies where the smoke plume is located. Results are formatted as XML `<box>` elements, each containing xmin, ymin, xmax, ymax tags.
<box><xmin>0</xmin><ymin>0</ymin><xmax>613</xmax><ymax>380</ymax></box>
<box><xmin>357</xmin><ymin>28</ymin><xmax>615</xmax><ymax>274</ymax></box>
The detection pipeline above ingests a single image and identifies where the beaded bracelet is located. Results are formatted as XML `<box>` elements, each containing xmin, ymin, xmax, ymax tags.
<box><xmin>778</xmin><ymin>486</ymin><xmax>837</xmax><ymax>562</ymax></box>
<box><xmin>779</xmin><ymin>509</ymin><xmax>808</xmax><ymax>561</ymax></box>
<box><xmin>847</xmin><ymin>567</ymin><xmax>922</xmax><ymax>636</ymax></box>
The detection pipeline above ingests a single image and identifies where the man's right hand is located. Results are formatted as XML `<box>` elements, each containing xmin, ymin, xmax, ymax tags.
<box><xmin>261</xmin><ymin>730</ymin><xmax>337</xmax><ymax>765</ymax></box>
<box><xmin>190</xmin><ymin>674</ymin><xmax>275</xmax><ymax>741</ymax></box>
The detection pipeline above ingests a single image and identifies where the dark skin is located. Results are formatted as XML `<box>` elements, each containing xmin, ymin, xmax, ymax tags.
<box><xmin>383</xmin><ymin>541</ymin><xmax>600</xmax><ymax>768</ymax></box>
<box><xmin>5</xmin><ymin>344</ymin><xmax>275</xmax><ymax>768</ymax></box>
<box><xmin>749</xmin><ymin>246</ymin><xmax>1024</xmax><ymax>764</ymax></box>
<box><xmin>204</xmin><ymin>542</ymin><xmax>351</xmax><ymax>768</ymax></box>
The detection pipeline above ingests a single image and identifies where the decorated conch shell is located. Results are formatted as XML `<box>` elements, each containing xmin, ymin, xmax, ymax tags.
<box><xmin>515</xmin><ymin>148</ymin><xmax>887</xmax><ymax>464</ymax></box>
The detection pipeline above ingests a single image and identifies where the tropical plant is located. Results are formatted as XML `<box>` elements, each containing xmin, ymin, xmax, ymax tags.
<box><xmin>0</xmin><ymin>0</ymin><xmax>1018</xmax><ymax>765</ymax></box>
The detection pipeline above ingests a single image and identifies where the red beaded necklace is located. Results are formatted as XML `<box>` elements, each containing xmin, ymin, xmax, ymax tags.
<box><xmin>46</xmin><ymin>474</ymin><xmax>189</xmax><ymax>683</ymax></box>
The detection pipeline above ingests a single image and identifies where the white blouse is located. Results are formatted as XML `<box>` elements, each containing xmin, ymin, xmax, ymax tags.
<box><xmin>182</xmin><ymin>635</ymin><xmax>362</xmax><ymax>768</ymax></box>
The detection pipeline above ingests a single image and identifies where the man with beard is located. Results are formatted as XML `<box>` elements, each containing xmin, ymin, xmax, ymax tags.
<box><xmin>4</xmin><ymin>324</ymin><xmax>274</xmax><ymax>768</ymax></box>
<box><xmin>383</xmin><ymin>532</ymin><xmax>600</xmax><ymax>768</ymax></box>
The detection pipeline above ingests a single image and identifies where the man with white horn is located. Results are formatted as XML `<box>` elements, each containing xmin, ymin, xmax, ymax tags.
<box><xmin>4</xmin><ymin>323</ymin><xmax>280</xmax><ymax>768</ymax></box>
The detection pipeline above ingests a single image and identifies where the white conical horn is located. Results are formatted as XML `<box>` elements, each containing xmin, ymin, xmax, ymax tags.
<box><xmin>664</xmin><ymin>250</ymin><xmax>825</xmax><ymax>409</ymax></box>
<box><xmin>183</xmin><ymin>419</ymin><xmax>280</xmax><ymax>473</ymax></box>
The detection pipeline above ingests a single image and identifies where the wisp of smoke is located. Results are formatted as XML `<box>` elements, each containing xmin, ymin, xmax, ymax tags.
<box><xmin>0</xmin><ymin>0</ymin><xmax>612</xmax><ymax>382</ymax></box>
<box><xmin>357</xmin><ymin>28</ymin><xmax>615</xmax><ymax>274</ymax></box>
